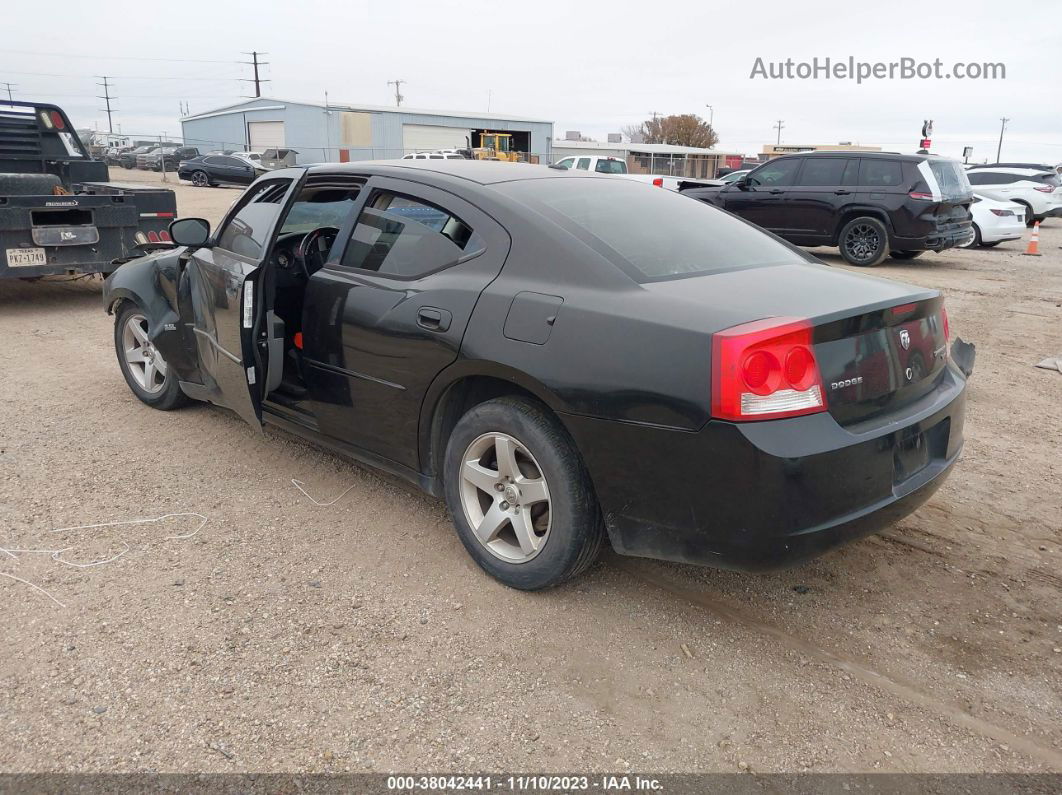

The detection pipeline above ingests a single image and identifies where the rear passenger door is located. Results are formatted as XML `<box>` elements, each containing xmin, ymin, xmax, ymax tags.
<box><xmin>302</xmin><ymin>176</ymin><xmax>512</xmax><ymax>470</ymax></box>
<box><xmin>784</xmin><ymin>157</ymin><xmax>857</xmax><ymax>242</ymax></box>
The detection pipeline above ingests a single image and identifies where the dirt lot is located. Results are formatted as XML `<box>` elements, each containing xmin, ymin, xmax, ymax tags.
<box><xmin>1</xmin><ymin>168</ymin><xmax>1060</xmax><ymax>774</ymax></box>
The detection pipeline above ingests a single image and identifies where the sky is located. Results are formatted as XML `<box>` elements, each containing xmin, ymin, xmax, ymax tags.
<box><xmin>4</xmin><ymin>0</ymin><xmax>1060</xmax><ymax>165</ymax></box>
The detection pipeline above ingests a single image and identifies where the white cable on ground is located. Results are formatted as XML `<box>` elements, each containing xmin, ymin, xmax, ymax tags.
<box><xmin>1</xmin><ymin>512</ymin><xmax>209</xmax><ymax>608</ymax></box>
<box><xmin>291</xmin><ymin>478</ymin><xmax>355</xmax><ymax>507</ymax></box>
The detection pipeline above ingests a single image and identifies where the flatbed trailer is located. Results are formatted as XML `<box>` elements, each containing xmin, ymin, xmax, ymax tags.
<box><xmin>0</xmin><ymin>101</ymin><xmax>177</xmax><ymax>279</ymax></box>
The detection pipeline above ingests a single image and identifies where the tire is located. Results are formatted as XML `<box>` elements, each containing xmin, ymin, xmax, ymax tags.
<box><xmin>839</xmin><ymin>216</ymin><xmax>889</xmax><ymax>266</ymax></box>
<box><xmin>122</xmin><ymin>161</ymin><xmax>133</xmax><ymax>169</ymax></box>
<box><xmin>889</xmin><ymin>249</ymin><xmax>925</xmax><ymax>260</ymax></box>
<box><xmin>961</xmin><ymin>224</ymin><xmax>982</xmax><ymax>248</ymax></box>
<box><xmin>443</xmin><ymin>397</ymin><xmax>604</xmax><ymax>590</ymax></box>
<box><xmin>113</xmin><ymin>303</ymin><xmax>188</xmax><ymax>411</ymax></box>
<box><xmin>190</xmin><ymin>170</ymin><xmax>211</xmax><ymax>187</ymax></box>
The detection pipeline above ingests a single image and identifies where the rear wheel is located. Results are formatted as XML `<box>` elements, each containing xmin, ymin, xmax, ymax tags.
<box><xmin>890</xmin><ymin>249</ymin><xmax>925</xmax><ymax>260</ymax></box>
<box><xmin>839</xmin><ymin>216</ymin><xmax>889</xmax><ymax>267</ymax></box>
<box><xmin>190</xmin><ymin>170</ymin><xmax>211</xmax><ymax>187</ymax></box>
<box><xmin>961</xmin><ymin>224</ymin><xmax>983</xmax><ymax>248</ymax></box>
<box><xmin>114</xmin><ymin>304</ymin><xmax>188</xmax><ymax>411</ymax></box>
<box><xmin>443</xmin><ymin>397</ymin><xmax>604</xmax><ymax>590</ymax></box>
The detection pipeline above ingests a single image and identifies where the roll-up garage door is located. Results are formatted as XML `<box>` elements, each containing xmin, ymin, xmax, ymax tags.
<box><xmin>402</xmin><ymin>124</ymin><xmax>470</xmax><ymax>153</ymax></box>
<box><xmin>247</xmin><ymin>121</ymin><xmax>285</xmax><ymax>150</ymax></box>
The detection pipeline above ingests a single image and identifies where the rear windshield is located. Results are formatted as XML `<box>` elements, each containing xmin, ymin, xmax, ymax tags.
<box><xmin>1038</xmin><ymin>173</ymin><xmax>1061</xmax><ymax>187</ymax></box>
<box><xmin>498</xmin><ymin>177</ymin><xmax>808</xmax><ymax>282</ymax></box>
<box><xmin>927</xmin><ymin>159</ymin><xmax>973</xmax><ymax>201</ymax></box>
<box><xmin>594</xmin><ymin>159</ymin><xmax>627</xmax><ymax>174</ymax></box>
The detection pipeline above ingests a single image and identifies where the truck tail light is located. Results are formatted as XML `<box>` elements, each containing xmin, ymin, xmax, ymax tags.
<box><xmin>711</xmin><ymin>317</ymin><xmax>826</xmax><ymax>422</ymax></box>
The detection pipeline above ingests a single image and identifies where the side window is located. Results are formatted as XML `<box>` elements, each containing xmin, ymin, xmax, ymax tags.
<box><xmin>575</xmin><ymin>158</ymin><xmax>591</xmax><ymax>170</ymax></box>
<box><xmin>215</xmin><ymin>179</ymin><xmax>292</xmax><ymax>259</ymax></box>
<box><xmin>595</xmin><ymin>159</ymin><xmax>627</xmax><ymax>174</ymax></box>
<box><xmin>797</xmin><ymin>158</ymin><xmax>848</xmax><ymax>187</ymax></box>
<box><xmin>555</xmin><ymin>158</ymin><xmax>575</xmax><ymax>169</ymax></box>
<box><xmin>748</xmin><ymin>158</ymin><xmax>801</xmax><ymax>187</ymax></box>
<box><xmin>859</xmin><ymin>159</ymin><xmax>904</xmax><ymax>187</ymax></box>
<box><xmin>966</xmin><ymin>172</ymin><xmax>991</xmax><ymax>185</ymax></box>
<box><xmin>340</xmin><ymin>191</ymin><xmax>482</xmax><ymax>278</ymax></box>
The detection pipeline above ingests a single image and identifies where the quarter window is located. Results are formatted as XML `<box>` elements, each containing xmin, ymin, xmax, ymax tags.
<box><xmin>340</xmin><ymin>191</ymin><xmax>481</xmax><ymax>278</ymax></box>
<box><xmin>859</xmin><ymin>159</ymin><xmax>903</xmax><ymax>187</ymax></box>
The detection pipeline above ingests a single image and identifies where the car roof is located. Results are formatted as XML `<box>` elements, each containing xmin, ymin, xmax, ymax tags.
<box><xmin>966</xmin><ymin>166</ymin><xmax>1048</xmax><ymax>176</ymax></box>
<box><xmin>767</xmin><ymin>151</ymin><xmax>956</xmax><ymax>164</ymax></box>
<box><xmin>304</xmin><ymin>159</ymin><xmax>589</xmax><ymax>185</ymax></box>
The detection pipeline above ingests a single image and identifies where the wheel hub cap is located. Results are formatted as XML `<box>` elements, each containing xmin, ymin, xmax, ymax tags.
<box><xmin>122</xmin><ymin>313</ymin><xmax>168</xmax><ymax>395</ymax></box>
<box><xmin>458</xmin><ymin>432</ymin><xmax>552</xmax><ymax>564</ymax></box>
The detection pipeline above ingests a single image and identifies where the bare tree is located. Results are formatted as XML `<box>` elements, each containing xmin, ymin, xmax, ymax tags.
<box><xmin>621</xmin><ymin>123</ymin><xmax>646</xmax><ymax>144</ymax></box>
<box><xmin>640</xmin><ymin>114</ymin><xmax>718</xmax><ymax>148</ymax></box>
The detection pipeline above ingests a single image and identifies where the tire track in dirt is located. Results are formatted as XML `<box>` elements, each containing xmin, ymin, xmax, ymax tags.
<box><xmin>615</xmin><ymin>557</ymin><xmax>1062</xmax><ymax>769</ymax></box>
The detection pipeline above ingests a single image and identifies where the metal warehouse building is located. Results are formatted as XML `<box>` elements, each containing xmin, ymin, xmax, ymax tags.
<box><xmin>179</xmin><ymin>97</ymin><xmax>554</xmax><ymax>165</ymax></box>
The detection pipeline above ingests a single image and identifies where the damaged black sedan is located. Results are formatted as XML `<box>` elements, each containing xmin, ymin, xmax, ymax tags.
<box><xmin>103</xmin><ymin>161</ymin><xmax>967</xmax><ymax>590</ymax></box>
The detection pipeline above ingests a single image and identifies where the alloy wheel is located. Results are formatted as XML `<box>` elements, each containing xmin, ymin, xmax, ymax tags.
<box><xmin>122</xmin><ymin>313</ymin><xmax>168</xmax><ymax>395</ymax></box>
<box><xmin>459</xmin><ymin>432</ymin><xmax>552</xmax><ymax>563</ymax></box>
<box><xmin>844</xmin><ymin>223</ymin><xmax>881</xmax><ymax>262</ymax></box>
<box><xmin>191</xmin><ymin>171</ymin><xmax>208</xmax><ymax>187</ymax></box>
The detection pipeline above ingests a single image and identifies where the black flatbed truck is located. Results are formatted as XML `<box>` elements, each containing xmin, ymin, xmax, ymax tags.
<box><xmin>0</xmin><ymin>101</ymin><xmax>177</xmax><ymax>279</ymax></box>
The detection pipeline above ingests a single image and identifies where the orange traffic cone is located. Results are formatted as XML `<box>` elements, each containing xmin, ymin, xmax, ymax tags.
<box><xmin>1023</xmin><ymin>221</ymin><xmax>1042</xmax><ymax>256</ymax></box>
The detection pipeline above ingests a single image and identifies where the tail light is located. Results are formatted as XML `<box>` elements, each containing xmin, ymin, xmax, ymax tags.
<box><xmin>1034</xmin><ymin>185</ymin><xmax>1053</xmax><ymax>193</ymax></box>
<box><xmin>49</xmin><ymin>111</ymin><xmax>65</xmax><ymax>130</ymax></box>
<box><xmin>652</xmin><ymin>177</ymin><xmax>663</xmax><ymax>187</ymax></box>
<box><xmin>147</xmin><ymin>231</ymin><xmax>159</xmax><ymax>242</ymax></box>
<box><xmin>908</xmin><ymin>191</ymin><xmax>934</xmax><ymax>200</ymax></box>
<box><xmin>989</xmin><ymin>209</ymin><xmax>1013</xmax><ymax>217</ymax></box>
<box><xmin>711</xmin><ymin>317</ymin><xmax>826</xmax><ymax>422</ymax></box>
<box><xmin>159</xmin><ymin>230</ymin><xmax>172</xmax><ymax>242</ymax></box>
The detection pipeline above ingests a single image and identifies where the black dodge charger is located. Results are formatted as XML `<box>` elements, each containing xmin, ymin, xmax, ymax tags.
<box><xmin>103</xmin><ymin>161</ymin><xmax>966</xmax><ymax>590</ymax></box>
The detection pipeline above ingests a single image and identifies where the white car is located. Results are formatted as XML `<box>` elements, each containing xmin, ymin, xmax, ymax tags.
<box><xmin>964</xmin><ymin>194</ymin><xmax>1026</xmax><ymax>247</ymax></box>
<box><xmin>965</xmin><ymin>167</ymin><xmax>1062</xmax><ymax>226</ymax></box>
<box><xmin>551</xmin><ymin>155</ymin><xmax>719</xmax><ymax>190</ymax></box>
<box><xmin>402</xmin><ymin>151</ymin><xmax>467</xmax><ymax>160</ymax></box>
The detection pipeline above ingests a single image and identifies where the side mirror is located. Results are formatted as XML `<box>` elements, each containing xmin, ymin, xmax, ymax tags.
<box><xmin>169</xmin><ymin>217</ymin><xmax>212</xmax><ymax>248</ymax></box>
<box><xmin>736</xmin><ymin>176</ymin><xmax>752</xmax><ymax>189</ymax></box>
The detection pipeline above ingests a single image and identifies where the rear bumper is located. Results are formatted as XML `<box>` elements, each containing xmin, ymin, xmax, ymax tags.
<box><xmin>892</xmin><ymin>224</ymin><xmax>975</xmax><ymax>251</ymax></box>
<box><xmin>980</xmin><ymin>219</ymin><xmax>1025</xmax><ymax>243</ymax></box>
<box><xmin>562</xmin><ymin>363</ymin><xmax>967</xmax><ymax>571</ymax></box>
<box><xmin>1040</xmin><ymin>206</ymin><xmax>1062</xmax><ymax>218</ymax></box>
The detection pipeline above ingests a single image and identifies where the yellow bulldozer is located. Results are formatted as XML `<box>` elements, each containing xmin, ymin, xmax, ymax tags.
<box><xmin>469</xmin><ymin>132</ymin><xmax>523</xmax><ymax>162</ymax></box>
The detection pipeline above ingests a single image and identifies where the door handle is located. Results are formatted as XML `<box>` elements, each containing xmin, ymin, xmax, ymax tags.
<box><xmin>417</xmin><ymin>306</ymin><xmax>452</xmax><ymax>332</ymax></box>
<box><xmin>834</xmin><ymin>189</ymin><xmax>851</xmax><ymax>195</ymax></box>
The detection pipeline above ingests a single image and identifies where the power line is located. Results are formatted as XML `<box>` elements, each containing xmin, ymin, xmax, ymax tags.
<box><xmin>0</xmin><ymin>68</ymin><xmax>244</xmax><ymax>82</ymax></box>
<box><xmin>0</xmin><ymin>48</ymin><xmax>238</xmax><ymax>64</ymax></box>
<box><xmin>97</xmin><ymin>76</ymin><xmax>115</xmax><ymax>134</ymax></box>
<box><xmin>239</xmin><ymin>51</ymin><xmax>269</xmax><ymax>98</ymax></box>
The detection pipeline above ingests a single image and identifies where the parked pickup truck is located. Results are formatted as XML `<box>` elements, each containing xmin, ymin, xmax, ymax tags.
<box><xmin>0</xmin><ymin>101</ymin><xmax>178</xmax><ymax>279</ymax></box>
<box><xmin>550</xmin><ymin>154</ymin><xmax>722</xmax><ymax>190</ymax></box>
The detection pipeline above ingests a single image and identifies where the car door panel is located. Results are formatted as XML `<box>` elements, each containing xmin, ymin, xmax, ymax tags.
<box><xmin>183</xmin><ymin>176</ymin><xmax>300</xmax><ymax>428</ymax></box>
<box><xmin>302</xmin><ymin>176</ymin><xmax>512</xmax><ymax>470</ymax></box>
<box><xmin>721</xmin><ymin>158</ymin><xmax>802</xmax><ymax>234</ymax></box>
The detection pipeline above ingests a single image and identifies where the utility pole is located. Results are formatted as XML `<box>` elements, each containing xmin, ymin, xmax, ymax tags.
<box><xmin>388</xmin><ymin>79</ymin><xmax>405</xmax><ymax>107</ymax></box>
<box><xmin>97</xmin><ymin>76</ymin><xmax>115</xmax><ymax>134</ymax></box>
<box><xmin>774</xmin><ymin>119</ymin><xmax>785</xmax><ymax>145</ymax></box>
<box><xmin>996</xmin><ymin>117</ymin><xmax>1009</xmax><ymax>163</ymax></box>
<box><xmin>159</xmin><ymin>133</ymin><xmax>168</xmax><ymax>183</ymax></box>
<box><xmin>240</xmin><ymin>51</ymin><xmax>270</xmax><ymax>98</ymax></box>
<box><xmin>1</xmin><ymin>82</ymin><xmax>15</xmax><ymax>102</ymax></box>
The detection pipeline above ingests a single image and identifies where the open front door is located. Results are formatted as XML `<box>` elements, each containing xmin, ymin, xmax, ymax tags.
<box><xmin>184</xmin><ymin>176</ymin><xmax>299</xmax><ymax>429</ymax></box>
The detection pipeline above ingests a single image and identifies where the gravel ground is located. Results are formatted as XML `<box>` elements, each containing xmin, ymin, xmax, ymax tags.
<box><xmin>0</xmin><ymin>168</ymin><xmax>1060</xmax><ymax>774</ymax></box>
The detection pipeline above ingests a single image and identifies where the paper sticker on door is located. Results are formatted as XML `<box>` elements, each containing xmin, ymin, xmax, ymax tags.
<box><xmin>6</xmin><ymin>248</ymin><xmax>47</xmax><ymax>267</ymax></box>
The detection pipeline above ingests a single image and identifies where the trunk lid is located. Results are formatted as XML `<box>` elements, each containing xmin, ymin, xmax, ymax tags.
<box><xmin>813</xmin><ymin>297</ymin><xmax>948</xmax><ymax>425</ymax></box>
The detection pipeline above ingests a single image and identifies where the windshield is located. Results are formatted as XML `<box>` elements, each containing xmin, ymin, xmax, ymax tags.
<box><xmin>927</xmin><ymin>159</ymin><xmax>973</xmax><ymax>201</ymax></box>
<box><xmin>594</xmin><ymin>159</ymin><xmax>627</xmax><ymax>174</ymax></box>
<box><xmin>498</xmin><ymin>177</ymin><xmax>807</xmax><ymax>282</ymax></box>
<box><xmin>279</xmin><ymin>181</ymin><xmax>363</xmax><ymax>235</ymax></box>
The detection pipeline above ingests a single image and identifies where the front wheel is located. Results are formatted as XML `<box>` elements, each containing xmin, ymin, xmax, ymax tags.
<box><xmin>839</xmin><ymin>216</ymin><xmax>889</xmax><ymax>267</ymax></box>
<box><xmin>114</xmin><ymin>304</ymin><xmax>188</xmax><ymax>411</ymax></box>
<box><xmin>190</xmin><ymin>170</ymin><xmax>211</xmax><ymax>187</ymax></box>
<box><xmin>443</xmin><ymin>397</ymin><xmax>604</xmax><ymax>590</ymax></box>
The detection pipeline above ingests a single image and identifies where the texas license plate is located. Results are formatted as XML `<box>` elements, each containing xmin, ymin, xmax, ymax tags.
<box><xmin>5</xmin><ymin>247</ymin><xmax>47</xmax><ymax>267</ymax></box>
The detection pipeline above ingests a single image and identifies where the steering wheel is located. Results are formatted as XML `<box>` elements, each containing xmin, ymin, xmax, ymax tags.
<box><xmin>295</xmin><ymin>226</ymin><xmax>340</xmax><ymax>277</ymax></box>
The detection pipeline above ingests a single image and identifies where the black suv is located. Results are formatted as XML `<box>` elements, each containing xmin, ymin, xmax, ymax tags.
<box><xmin>683</xmin><ymin>152</ymin><xmax>974</xmax><ymax>266</ymax></box>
